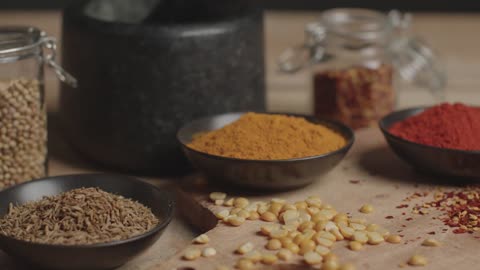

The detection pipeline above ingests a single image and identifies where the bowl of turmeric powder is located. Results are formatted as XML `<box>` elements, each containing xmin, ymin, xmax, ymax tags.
<box><xmin>177</xmin><ymin>112</ymin><xmax>354</xmax><ymax>189</ymax></box>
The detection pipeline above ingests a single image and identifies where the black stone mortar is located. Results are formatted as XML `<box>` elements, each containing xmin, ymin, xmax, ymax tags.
<box><xmin>60</xmin><ymin>0</ymin><xmax>265</xmax><ymax>175</ymax></box>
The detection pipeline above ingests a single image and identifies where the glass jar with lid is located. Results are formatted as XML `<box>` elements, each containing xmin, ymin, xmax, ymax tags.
<box><xmin>278</xmin><ymin>9</ymin><xmax>445</xmax><ymax>129</ymax></box>
<box><xmin>0</xmin><ymin>26</ymin><xmax>76</xmax><ymax>189</ymax></box>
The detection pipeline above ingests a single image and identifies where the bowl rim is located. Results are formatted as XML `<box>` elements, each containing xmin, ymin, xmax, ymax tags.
<box><xmin>0</xmin><ymin>173</ymin><xmax>175</xmax><ymax>249</ymax></box>
<box><xmin>177</xmin><ymin>112</ymin><xmax>355</xmax><ymax>163</ymax></box>
<box><xmin>379</xmin><ymin>106</ymin><xmax>480</xmax><ymax>154</ymax></box>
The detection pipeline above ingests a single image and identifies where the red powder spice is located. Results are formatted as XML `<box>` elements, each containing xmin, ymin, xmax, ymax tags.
<box><xmin>389</xmin><ymin>103</ymin><xmax>480</xmax><ymax>151</ymax></box>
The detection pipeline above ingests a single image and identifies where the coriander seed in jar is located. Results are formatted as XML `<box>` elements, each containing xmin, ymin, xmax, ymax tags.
<box><xmin>279</xmin><ymin>9</ymin><xmax>446</xmax><ymax>129</ymax></box>
<box><xmin>0</xmin><ymin>26</ymin><xmax>76</xmax><ymax>189</ymax></box>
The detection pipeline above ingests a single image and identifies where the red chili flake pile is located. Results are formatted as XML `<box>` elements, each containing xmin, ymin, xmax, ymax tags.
<box><xmin>410</xmin><ymin>188</ymin><xmax>480</xmax><ymax>234</ymax></box>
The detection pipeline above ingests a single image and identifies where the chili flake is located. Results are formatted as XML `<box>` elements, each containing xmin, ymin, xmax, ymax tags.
<box><xmin>409</xmin><ymin>187</ymin><xmax>480</xmax><ymax>234</ymax></box>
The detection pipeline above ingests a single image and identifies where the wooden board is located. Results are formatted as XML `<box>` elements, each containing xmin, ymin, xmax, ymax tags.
<box><xmin>0</xmin><ymin>129</ymin><xmax>480</xmax><ymax>270</ymax></box>
<box><xmin>151</xmin><ymin>128</ymin><xmax>479</xmax><ymax>270</ymax></box>
<box><xmin>1</xmin><ymin>126</ymin><xmax>478</xmax><ymax>270</ymax></box>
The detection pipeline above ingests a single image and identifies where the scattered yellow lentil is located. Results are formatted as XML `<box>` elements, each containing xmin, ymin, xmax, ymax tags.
<box><xmin>408</xmin><ymin>254</ymin><xmax>428</xmax><ymax>266</ymax></box>
<box><xmin>193</xmin><ymin>234</ymin><xmax>210</xmax><ymax>244</ymax></box>
<box><xmin>202</xmin><ymin>247</ymin><xmax>217</xmax><ymax>257</ymax></box>
<box><xmin>237</xmin><ymin>242</ymin><xmax>254</xmax><ymax>255</ymax></box>
<box><xmin>261</xmin><ymin>211</ymin><xmax>278</xmax><ymax>222</ymax></box>
<box><xmin>304</xmin><ymin>251</ymin><xmax>323</xmax><ymax>265</ymax></box>
<box><xmin>422</xmin><ymin>238</ymin><xmax>441</xmax><ymax>247</ymax></box>
<box><xmin>277</xmin><ymin>249</ymin><xmax>293</xmax><ymax>261</ymax></box>
<box><xmin>183</xmin><ymin>248</ymin><xmax>201</xmax><ymax>261</ymax></box>
<box><xmin>203</xmin><ymin>192</ymin><xmax>404</xmax><ymax>269</ymax></box>
<box><xmin>349</xmin><ymin>241</ymin><xmax>363</xmax><ymax>251</ymax></box>
<box><xmin>323</xmin><ymin>259</ymin><xmax>341</xmax><ymax>270</ymax></box>
<box><xmin>235</xmin><ymin>259</ymin><xmax>254</xmax><ymax>269</ymax></box>
<box><xmin>244</xmin><ymin>250</ymin><xmax>262</xmax><ymax>263</ymax></box>
<box><xmin>266</xmin><ymin>239</ymin><xmax>282</xmax><ymax>250</ymax></box>
<box><xmin>261</xmin><ymin>254</ymin><xmax>278</xmax><ymax>265</ymax></box>
<box><xmin>386</xmin><ymin>235</ymin><xmax>402</xmax><ymax>244</ymax></box>
<box><xmin>209</xmin><ymin>192</ymin><xmax>226</xmax><ymax>201</ymax></box>
<box><xmin>359</xmin><ymin>204</ymin><xmax>374</xmax><ymax>214</ymax></box>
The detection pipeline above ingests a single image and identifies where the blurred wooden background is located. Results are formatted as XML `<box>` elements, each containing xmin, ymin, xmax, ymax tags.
<box><xmin>1</xmin><ymin>0</ymin><xmax>480</xmax><ymax>11</ymax></box>
<box><xmin>0</xmin><ymin>10</ymin><xmax>479</xmax><ymax>114</ymax></box>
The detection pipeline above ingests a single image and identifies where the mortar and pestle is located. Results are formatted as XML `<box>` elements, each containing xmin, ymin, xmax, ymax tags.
<box><xmin>60</xmin><ymin>0</ymin><xmax>265</xmax><ymax>175</ymax></box>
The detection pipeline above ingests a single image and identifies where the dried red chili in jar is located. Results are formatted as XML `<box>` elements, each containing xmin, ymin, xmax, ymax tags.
<box><xmin>313</xmin><ymin>64</ymin><xmax>394</xmax><ymax>129</ymax></box>
<box><xmin>278</xmin><ymin>9</ymin><xmax>445</xmax><ymax>129</ymax></box>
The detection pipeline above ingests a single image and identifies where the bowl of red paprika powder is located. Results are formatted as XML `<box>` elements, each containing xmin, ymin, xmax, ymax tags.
<box><xmin>379</xmin><ymin>103</ymin><xmax>480</xmax><ymax>179</ymax></box>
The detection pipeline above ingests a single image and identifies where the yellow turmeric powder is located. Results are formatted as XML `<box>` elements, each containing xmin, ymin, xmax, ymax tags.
<box><xmin>187</xmin><ymin>113</ymin><xmax>346</xmax><ymax>160</ymax></box>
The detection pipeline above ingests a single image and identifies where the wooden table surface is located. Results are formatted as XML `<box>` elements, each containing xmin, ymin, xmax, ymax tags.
<box><xmin>0</xmin><ymin>10</ymin><xmax>480</xmax><ymax>269</ymax></box>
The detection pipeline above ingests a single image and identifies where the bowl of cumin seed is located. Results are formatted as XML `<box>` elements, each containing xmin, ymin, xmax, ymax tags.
<box><xmin>0</xmin><ymin>173</ymin><xmax>174</xmax><ymax>270</ymax></box>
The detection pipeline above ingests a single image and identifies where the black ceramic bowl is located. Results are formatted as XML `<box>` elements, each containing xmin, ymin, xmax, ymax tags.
<box><xmin>0</xmin><ymin>174</ymin><xmax>174</xmax><ymax>270</ymax></box>
<box><xmin>177</xmin><ymin>113</ymin><xmax>354</xmax><ymax>189</ymax></box>
<box><xmin>380</xmin><ymin>107</ymin><xmax>480</xmax><ymax>179</ymax></box>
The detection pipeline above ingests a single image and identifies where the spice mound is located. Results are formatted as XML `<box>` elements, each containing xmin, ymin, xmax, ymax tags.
<box><xmin>187</xmin><ymin>113</ymin><xmax>347</xmax><ymax>160</ymax></box>
<box><xmin>0</xmin><ymin>187</ymin><xmax>159</xmax><ymax>245</ymax></box>
<box><xmin>389</xmin><ymin>103</ymin><xmax>480</xmax><ymax>151</ymax></box>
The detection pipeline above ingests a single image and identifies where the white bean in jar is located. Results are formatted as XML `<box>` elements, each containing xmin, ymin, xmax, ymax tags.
<box><xmin>0</xmin><ymin>79</ymin><xmax>47</xmax><ymax>188</ymax></box>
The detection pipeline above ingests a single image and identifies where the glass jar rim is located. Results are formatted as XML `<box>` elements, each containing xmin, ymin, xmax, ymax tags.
<box><xmin>0</xmin><ymin>26</ymin><xmax>43</xmax><ymax>58</ymax></box>
<box><xmin>320</xmin><ymin>8</ymin><xmax>393</xmax><ymax>43</ymax></box>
